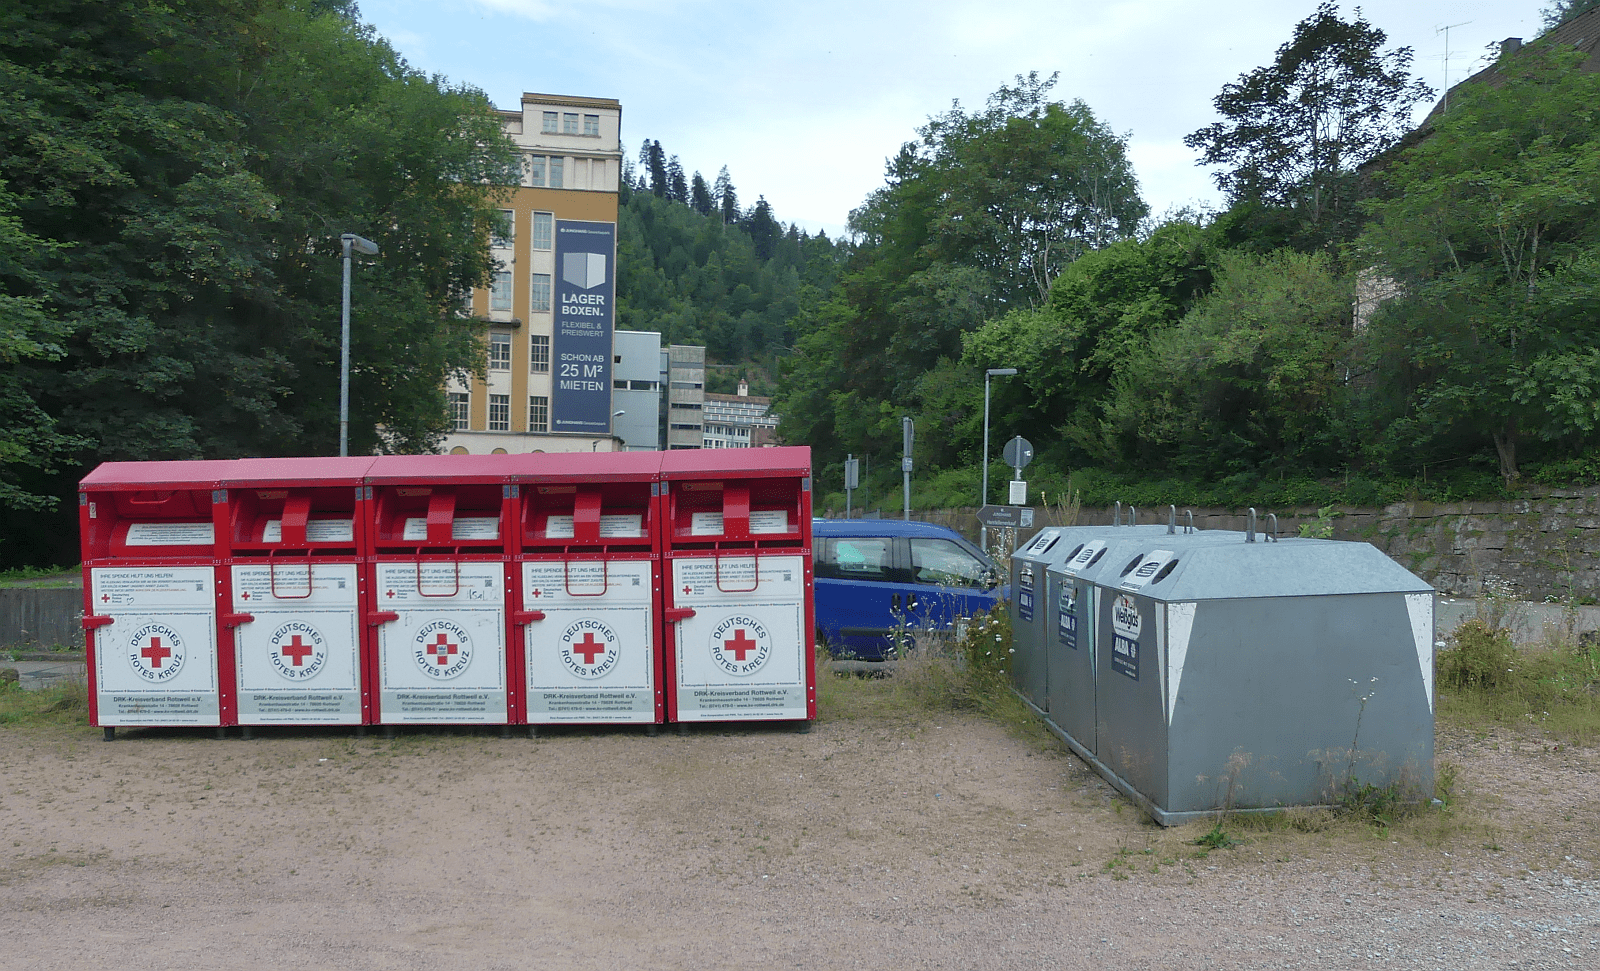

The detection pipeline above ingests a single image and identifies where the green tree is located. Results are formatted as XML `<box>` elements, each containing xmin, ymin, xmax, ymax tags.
<box><xmin>777</xmin><ymin>75</ymin><xmax>1144</xmax><ymax>469</ymax></box>
<box><xmin>1359</xmin><ymin>47</ymin><xmax>1600</xmax><ymax>483</ymax></box>
<box><xmin>1098</xmin><ymin>249</ymin><xmax>1354</xmax><ymax>476</ymax></box>
<box><xmin>0</xmin><ymin>0</ymin><xmax>514</xmax><ymax>540</ymax></box>
<box><xmin>1186</xmin><ymin>2</ymin><xmax>1431</xmax><ymax>248</ymax></box>
<box><xmin>1542</xmin><ymin>1</ymin><xmax>1600</xmax><ymax>30</ymax></box>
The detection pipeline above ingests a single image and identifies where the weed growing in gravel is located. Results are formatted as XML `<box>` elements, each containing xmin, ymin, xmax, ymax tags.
<box><xmin>1437</xmin><ymin>615</ymin><xmax>1600</xmax><ymax>744</ymax></box>
<box><xmin>0</xmin><ymin>679</ymin><xmax>89</xmax><ymax>727</ymax></box>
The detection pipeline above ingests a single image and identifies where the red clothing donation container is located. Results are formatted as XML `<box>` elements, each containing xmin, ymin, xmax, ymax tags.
<box><xmin>511</xmin><ymin>452</ymin><xmax>664</xmax><ymax>731</ymax></box>
<box><xmin>79</xmin><ymin>461</ymin><xmax>236</xmax><ymax>735</ymax></box>
<box><xmin>220</xmin><ymin>458</ymin><xmax>376</xmax><ymax>730</ymax></box>
<box><xmin>365</xmin><ymin>456</ymin><xmax>514</xmax><ymax>726</ymax></box>
<box><xmin>658</xmin><ymin>447</ymin><xmax>815</xmax><ymax>725</ymax></box>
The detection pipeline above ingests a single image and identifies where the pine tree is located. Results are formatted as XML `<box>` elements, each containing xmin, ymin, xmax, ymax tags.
<box><xmin>666</xmin><ymin>155</ymin><xmax>688</xmax><ymax>203</ymax></box>
<box><xmin>646</xmin><ymin>140</ymin><xmax>668</xmax><ymax>197</ymax></box>
<box><xmin>689</xmin><ymin>172</ymin><xmax>714</xmax><ymax>215</ymax></box>
<box><xmin>747</xmin><ymin>196</ymin><xmax>778</xmax><ymax>260</ymax></box>
<box><xmin>714</xmin><ymin>166</ymin><xmax>739</xmax><ymax>224</ymax></box>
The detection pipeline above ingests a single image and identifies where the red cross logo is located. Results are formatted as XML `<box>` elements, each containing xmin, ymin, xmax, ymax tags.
<box><xmin>682</xmin><ymin>584</ymin><xmax>692</xmax><ymax>595</ymax></box>
<box><xmin>531</xmin><ymin>588</ymin><xmax>543</xmax><ymax>598</ymax></box>
<box><xmin>280</xmin><ymin>634</ymin><xmax>313</xmax><ymax>667</ymax></box>
<box><xmin>241</xmin><ymin>590</ymin><xmax>252</xmax><ymax>600</ymax></box>
<box><xmin>100</xmin><ymin>593</ymin><xmax>110</xmax><ymax>603</ymax></box>
<box><xmin>723</xmin><ymin>629</ymin><xmax>756</xmax><ymax>661</ymax></box>
<box><xmin>142</xmin><ymin>637</ymin><xmax>172</xmax><ymax>669</ymax></box>
<box><xmin>426</xmin><ymin>632</ymin><xmax>458</xmax><ymax>665</ymax></box>
<box><xmin>571</xmin><ymin>632</ymin><xmax>606</xmax><ymax>665</ymax></box>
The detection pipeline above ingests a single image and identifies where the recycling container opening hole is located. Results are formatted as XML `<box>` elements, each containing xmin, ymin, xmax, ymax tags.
<box><xmin>1119</xmin><ymin>554</ymin><xmax>1144</xmax><ymax>577</ymax></box>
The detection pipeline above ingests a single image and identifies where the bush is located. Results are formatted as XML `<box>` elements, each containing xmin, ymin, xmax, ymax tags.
<box><xmin>1437</xmin><ymin>619</ymin><xmax>1517</xmax><ymax>691</ymax></box>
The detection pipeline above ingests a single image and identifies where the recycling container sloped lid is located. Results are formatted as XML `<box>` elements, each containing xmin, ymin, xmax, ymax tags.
<box><xmin>1126</xmin><ymin>537</ymin><xmax>1434</xmax><ymax>602</ymax></box>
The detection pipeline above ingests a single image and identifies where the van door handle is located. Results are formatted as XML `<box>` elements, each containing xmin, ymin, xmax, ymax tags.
<box><xmin>892</xmin><ymin>593</ymin><xmax>900</xmax><ymax>610</ymax></box>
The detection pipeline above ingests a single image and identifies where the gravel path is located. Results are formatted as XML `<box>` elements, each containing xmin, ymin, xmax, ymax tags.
<box><xmin>1</xmin><ymin>696</ymin><xmax>1596</xmax><ymax>970</ymax></box>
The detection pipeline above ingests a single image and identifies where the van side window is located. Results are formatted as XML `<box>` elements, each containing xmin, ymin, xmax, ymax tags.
<box><xmin>909</xmin><ymin>538</ymin><xmax>989</xmax><ymax>587</ymax></box>
<box><xmin>816</xmin><ymin>537</ymin><xmax>891</xmax><ymax>580</ymax></box>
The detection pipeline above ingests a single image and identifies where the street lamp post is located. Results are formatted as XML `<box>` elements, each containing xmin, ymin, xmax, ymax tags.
<box><xmin>980</xmin><ymin>367</ymin><xmax>1018</xmax><ymax>553</ymax></box>
<box><xmin>339</xmin><ymin>233</ymin><xmax>379</xmax><ymax>458</ymax></box>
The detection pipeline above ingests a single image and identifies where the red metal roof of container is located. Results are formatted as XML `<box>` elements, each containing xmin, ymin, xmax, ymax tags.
<box><xmin>221</xmin><ymin>456</ymin><xmax>380</xmax><ymax>485</ymax></box>
<box><xmin>363</xmin><ymin>453</ymin><xmax>517</xmax><ymax>483</ymax></box>
<box><xmin>502</xmin><ymin>450</ymin><xmax>664</xmax><ymax>482</ymax></box>
<box><xmin>79</xmin><ymin>459</ymin><xmax>241</xmax><ymax>489</ymax></box>
<box><xmin>658</xmin><ymin>446</ymin><xmax>811</xmax><ymax>478</ymax></box>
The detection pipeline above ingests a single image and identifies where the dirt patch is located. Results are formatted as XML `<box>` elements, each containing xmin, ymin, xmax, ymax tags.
<box><xmin>1</xmin><ymin>686</ymin><xmax>1597</xmax><ymax>969</ymax></box>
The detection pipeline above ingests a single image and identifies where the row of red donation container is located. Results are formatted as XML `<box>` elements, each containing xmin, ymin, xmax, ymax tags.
<box><xmin>78</xmin><ymin>449</ymin><xmax>814</xmax><ymax>734</ymax></box>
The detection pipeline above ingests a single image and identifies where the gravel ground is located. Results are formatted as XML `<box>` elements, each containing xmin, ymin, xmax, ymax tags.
<box><xmin>1</xmin><ymin>689</ymin><xmax>1597</xmax><ymax>970</ymax></box>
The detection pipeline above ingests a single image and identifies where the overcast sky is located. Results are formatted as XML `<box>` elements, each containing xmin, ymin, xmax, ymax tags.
<box><xmin>361</xmin><ymin>0</ymin><xmax>1549</xmax><ymax>237</ymax></box>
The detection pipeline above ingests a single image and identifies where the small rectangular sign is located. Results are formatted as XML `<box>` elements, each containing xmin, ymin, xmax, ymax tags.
<box><xmin>402</xmin><ymin>516</ymin><xmax>500</xmax><ymax>541</ymax></box>
<box><xmin>544</xmin><ymin>513</ymin><xmax>643</xmax><ymax>539</ymax></box>
<box><xmin>125</xmin><ymin>522</ymin><xmax>214</xmax><ymax>546</ymax></box>
<box><xmin>689</xmin><ymin>509</ymin><xmax>789</xmax><ymax>536</ymax></box>
<box><xmin>262</xmin><ymin>519</ymin><xmax>354</xmax><ymax>543</ymax></box>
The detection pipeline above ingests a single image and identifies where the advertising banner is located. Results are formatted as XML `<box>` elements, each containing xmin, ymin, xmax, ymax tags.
<box><xmin>551</xmin><ymin>219</ymin><xmax>616</xmax><ymax>434</ymax></box>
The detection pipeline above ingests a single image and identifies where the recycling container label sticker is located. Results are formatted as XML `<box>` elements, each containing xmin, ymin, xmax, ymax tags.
<box><xmin>1111</xmin><ymin>593</ymin><xmax>1141</xmax><ymax>681</ymax></box>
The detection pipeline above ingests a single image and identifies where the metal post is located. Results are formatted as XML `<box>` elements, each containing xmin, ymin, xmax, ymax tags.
<box><xmin>980</xmin><ymin>368</ymin><xmax>1017</xmax><ymax>553</ymax></box>
<box><xmin>901</xmin><ymin>416</ymin><xmax>913</xmax><ymax>521</ymax></box>
<box><xmin>338</xmin><ymin>234</ymin><xmax>378</xmax><ymax>458</ymax></box>
<box><xmin>981</xmin><ymin>373</ymin><xmax>991</xmax><ymax>553</ymax></box>
<box><xmin>339</xmin><ymin>238</ymin><xmax>352</xmax><ymax>457</ymax></box>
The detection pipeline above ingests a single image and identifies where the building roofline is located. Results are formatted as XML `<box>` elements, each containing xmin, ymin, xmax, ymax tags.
<box><xmin>519</xmin><ymin>93</ymin><xmax>622</xmax><ymax>110</ymax></box>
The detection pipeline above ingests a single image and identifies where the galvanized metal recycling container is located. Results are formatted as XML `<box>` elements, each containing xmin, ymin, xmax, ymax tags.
<box><xmin>1019</xmin><ymin>526</ymin><xmax>1436</xmax><ymax>825</ymax></box>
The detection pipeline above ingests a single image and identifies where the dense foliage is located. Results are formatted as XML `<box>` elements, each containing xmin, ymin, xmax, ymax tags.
<box><xmin>0</xmin><ymin>0</ymin><xmax>515</xmax><ymax>560</ymax></box>
<box><xmin>780</xmin><ymin>7</ymin><xmax>1600</xmax><ymax>510</ymax></box>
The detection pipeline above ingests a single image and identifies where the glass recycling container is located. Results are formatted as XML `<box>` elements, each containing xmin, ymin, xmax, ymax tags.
<box><xmin>1020</xmin><ymin>518</ymin><xmax>1436</xmax><ymax>825</ymax></box>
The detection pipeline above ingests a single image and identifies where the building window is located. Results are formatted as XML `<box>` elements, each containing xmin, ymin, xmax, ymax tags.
<box><xmin>530</xmin><ymin>273</ymin><xmax>552</xmax><ymax>313</ymax></box>
<box><xmin>528</xmin><ymin>395</ymin><xmax>549</xmax><ymax>433</ymax></box>
<box><xmin>489</xmin><ymin>271</ymin><xmax>512</xmax><ymax>312</ymax></box>
<box><xmin>488</xmin><ymin>394</ymin><xmax>510</xmax><ymax>432</ymax></box>
<box><xmin>491</xmin><ymin>209</ymin><xmax>513</xmax><ymax>248</ymax></box>
<box><xmin>549</xmin><ymin>157</ymin><xmax>564</xmax><ymax>188</ymax></box>
<box><xmin>527</xmin><ymin>155</ymin><xmax>545</xmax><ymax>187</ymax></box>
<box><xmin>449</xmin><ymin>392</ymin><xmax>469</xmax><ymax>431</ymax></box>
<box><xmin>583</xmin><ymin>114</ymin><xmax>600</xmax><ymax>137</ymax></box>
<box><xmin>542</xmin><ymin>111</ymin><xmax>558</xmax><ymax>133</ymax></box>
<box><xmin>563</xmin><ymin>112</ymin><xmax>579</xmax><ymax>134</ymax></box>
<box><xmin>488</xmin><ymin>332</ymin><xmax>511</xmax><ymax>371</ymax></box>
<box><xmin>530</xmin><ymin>334</ymin><xmax>550</xmax><ymax>373</ymax></box>
<box><xmin>532</xmin><ymin>212</ymin><xmax>553</xmax><ymax>250</ymax></box>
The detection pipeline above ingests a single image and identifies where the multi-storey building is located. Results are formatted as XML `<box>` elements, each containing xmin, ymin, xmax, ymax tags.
<box><xmin>702</xmin><ymin>379</ymin><xmax>779</xmax><ymax>448</ymax></box>
<box><xmin>443</xmin><ymin>92</ymin><xmax>637</xmax><ymax>454</ymax></box>
<box><xmin>664</xmin><ymin>344</ymin><xmax>705</xmax><ymax>450</ymax></box>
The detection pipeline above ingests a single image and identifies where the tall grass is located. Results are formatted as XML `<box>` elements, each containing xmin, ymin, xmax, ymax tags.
<box><xmin>1436</xmin><ymin>611</ymin><xmax>1600</xmax><ymax>743</ymax></box>
<box><xmin>0</xmin><ymin>678</ymin><xmax>89</xmax><ymax>727</ymax></box>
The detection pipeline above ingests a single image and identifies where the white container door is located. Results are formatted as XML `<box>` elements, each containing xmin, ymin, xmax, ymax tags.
<box><xmin>523</xmin><ymin>559</ymin><xmax>655</xmax><ymax>723</ymax></box>
<box><xmin>232</xmin><ymin>562</ymin><xmax>361</xmax><ymax>725</ymax></box>
<box><xmin>374</xmin><ymin>561</ymin><xmax>507</xmax><ymax>724</ymax></box>
<box><xmin>91</xmin><ymin>566</ymin><xmax>219</xmax><ymax>726</ymax></box>
<box><xmin>671</xmin><ymin>553</ymin><xmax>807</xmax><ymax>721</ymax></box>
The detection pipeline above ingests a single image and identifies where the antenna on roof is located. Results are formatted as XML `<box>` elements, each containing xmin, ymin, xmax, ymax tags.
<box><xmin>1437</xmin><ymin>20</ymin><xmax>1473</xmax><ymax>114</ymax></box>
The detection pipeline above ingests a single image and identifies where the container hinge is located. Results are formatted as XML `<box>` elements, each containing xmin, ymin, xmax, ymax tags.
<box><xmin>368</xmin><ymin>611</ymin><xmax>400</xmax><ymax>626</ymax></box>
<box><xmin>222</xmin><ymin>612</ymin><xmax>255</xmax><ymax>628</ymax></box>
<box><xmin>663</xmin><ymin>607</ymin><xmax>697</xmax><ymax>623</ymax></box>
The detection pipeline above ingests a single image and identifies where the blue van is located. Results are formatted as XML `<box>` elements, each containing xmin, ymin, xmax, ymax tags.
<box><xmin>812</xmin><ymin>519</ymin><xmax>1005</xmax><ymax>661</ymax></box>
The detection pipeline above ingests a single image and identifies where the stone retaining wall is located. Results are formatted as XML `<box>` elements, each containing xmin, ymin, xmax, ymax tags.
<box><xmin>822</xmin><ymin>485</ymin><xmax>1600</xmax><ymax>601</ymax></box>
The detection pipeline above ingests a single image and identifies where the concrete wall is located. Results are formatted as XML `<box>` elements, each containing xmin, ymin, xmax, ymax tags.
<box><xmin>0</xmin><ymin>584</ymin><xmax>83</xmax><ymax>650</ymax></box>
<box><xmin>822</xmin><ymin>485</ymin><xmax>1600</xmax><ymax>602</ymax></box>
